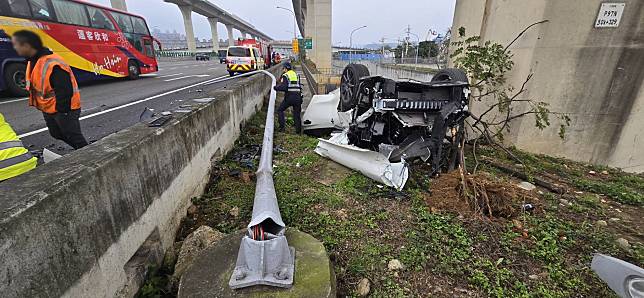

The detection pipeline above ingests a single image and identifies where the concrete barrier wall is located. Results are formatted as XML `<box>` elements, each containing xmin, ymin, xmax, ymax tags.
<box><xmin>0</xmin><ymin>67</ymin><xmax>280</xmax><ymax>297</ymax></box>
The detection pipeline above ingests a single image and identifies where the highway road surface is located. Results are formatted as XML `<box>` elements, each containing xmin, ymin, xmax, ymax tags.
<box><xmin>0</xmin><ymin>59</ymin><xmax>241</xmax><ymax>155</ymax></box>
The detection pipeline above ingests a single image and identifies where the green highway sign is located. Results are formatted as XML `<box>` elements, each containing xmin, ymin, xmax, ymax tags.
<box><xmin>299</xmin><ymin>38</ymin><xmax>313</xmax><ymax>49</ymax></box>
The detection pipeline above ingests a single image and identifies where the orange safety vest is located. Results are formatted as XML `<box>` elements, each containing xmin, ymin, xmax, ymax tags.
<box><xmin>26</xmin><ymin>53</ymin><xmax>81</xmax><ymax>114</ymax></box>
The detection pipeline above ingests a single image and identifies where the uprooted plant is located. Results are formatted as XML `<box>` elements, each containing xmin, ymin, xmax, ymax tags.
<box><xmin>448</xmin><ymin>21</ymin><xmax>571</xmax><ymax>216</ymax></box>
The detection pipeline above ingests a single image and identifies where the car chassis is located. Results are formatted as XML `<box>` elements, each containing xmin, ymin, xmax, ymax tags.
<box><xmin>338</xmin><ymin>64</ymin><xmax>471</xmax><ymax>176</ymax></box>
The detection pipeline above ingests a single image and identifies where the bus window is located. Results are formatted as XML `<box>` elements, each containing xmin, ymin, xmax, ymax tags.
<box><xmin>51</xmin><ymin>0</ymin><xmax>89</xmax><ymax>27</ymax></box>
<box><xmin>7</xmin><ymin>0</ymin><xmax>31</xmax><ymax>17</ymax></box>
<box><xmin>87</xmin><ymin>6</ymin><xmax>115</xmax><ymax>31</ymax></box>
<box><xmin>28</xmin><ymin>0</ymin><xmax>54</xmax><ymax>20</ymax></box>
<box><xmin>110</xmin><ymin>11</ymin><xmax>133</xmax><ymax>33</ymax></box>
<box><xmin>143</xmin><ymin>38</ymin><xmax>154</xmax><ymax>57</ymax></box>
<box><xmin>130</xmin><ymin>16</ymin><xmax>149</xmax><ymax>35</ymax></box>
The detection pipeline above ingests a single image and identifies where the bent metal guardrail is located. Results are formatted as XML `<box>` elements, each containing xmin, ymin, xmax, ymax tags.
<box><xmin>206</xmin><ymin>69</ymin><xmax>295</xmax><ymax>289</ymax></box>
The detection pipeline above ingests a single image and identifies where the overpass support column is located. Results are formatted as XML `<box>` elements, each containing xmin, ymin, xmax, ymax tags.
<box><xmin>305</xmin><ymin>0</ymin><xmax>316</xmax><ymax>62</ymax></box>
<box><xmin>178</xmin><ymin>5</ymin><xmax>196</xmax><ymax>53</ymax></box>
<box><xmin>208</xmin><ymin>17</ymin><xmax>219</xmax><ymax>52</ymax></box>
<box><xmin>110</xmin><ymin>0</ymin><xmax>127</xmax><ymax>11</ymax></box>
<box><xmin>312</xmin><ymin>0</ymin><xmax>332</xmax><ymax>69</ymax></box>
<box><xmin>226</xmin><ymin>24</ymin><xmax>235</xmax><ymax>47</ymax></box>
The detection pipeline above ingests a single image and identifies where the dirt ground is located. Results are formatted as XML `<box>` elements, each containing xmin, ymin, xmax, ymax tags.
<box><xmin>138</xmin><ymin>106</ymin><xmax>643</xmax><ymax>298</ymax></box>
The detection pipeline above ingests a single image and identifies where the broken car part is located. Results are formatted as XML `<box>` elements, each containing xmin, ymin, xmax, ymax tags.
<box><xmin>229</xmin><ymin>70</ymin><xmax>295</xmax><ymax>289</ymax></box>
<box><xmin>315</xmin><ymin>131</ymin><xmax>409</xmax><ymax>190</ymax></box>
<box><xmin>339</xmin><ymin>64</ymin><xmax>470</xmax><ymax>175</ymax></box>
<box><xmin>302</xmin><ymin>89</ymin><xmax>347</xmax><ymax>135</ymax></box>
<box><xmin>591</xmin><ymin>254</ymin><xmax>644</xmax><ymax>298</ymax></box>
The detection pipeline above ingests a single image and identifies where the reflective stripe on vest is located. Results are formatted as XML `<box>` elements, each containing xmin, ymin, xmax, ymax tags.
<box><xmin>284</xmin><ymin>70</ymin><xmax>301</xmax><ymax>92</ymax></box>
<box><xmin>26</xmin><ymin>53</ymin><xmax>81</xmax><ymax>114</ymax></box>
<box><xmin>0</xmin><ymin>140</ymin><xmax>24</xmax><ymax>151</ymax></box>
<box><xmin>0</xmin><ymin>152</ymin><xmax>34</xmax><ymax>170</ymax></box>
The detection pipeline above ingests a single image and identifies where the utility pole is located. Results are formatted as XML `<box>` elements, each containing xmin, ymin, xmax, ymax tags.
<box><xmin>405</xmin><ymin>25</ymin><xmax>411</xmax><ymax>63</ymax></box>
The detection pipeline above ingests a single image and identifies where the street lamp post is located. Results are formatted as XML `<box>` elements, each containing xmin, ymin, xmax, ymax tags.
<box><xmin>276</xmin><ymin>6</ymin><xmax>297</xmax><ymax>40</ymax></box>
<box><xmin>408</xmin><ymin>32</ymin><xmax>420</xmax><ymax>68</ymax></box>
<box><xmin>349</xmin><ymin>25</ymin><xmax>367</xmax><ymax>63</ymax></box>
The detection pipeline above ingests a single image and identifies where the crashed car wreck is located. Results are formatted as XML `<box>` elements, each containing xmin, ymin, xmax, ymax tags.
<box><xmin>312</xmin><ymin>64</ymin><xmax>471</xmax><ymax>189</ymax></box>
<box><xmin>316</xmin><ymin>63</ymin><xmax>470</xmax><ymax>170</ymax></box>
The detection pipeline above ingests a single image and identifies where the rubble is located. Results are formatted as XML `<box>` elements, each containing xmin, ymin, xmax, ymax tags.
<box><xmin>356</xmin><ymin>278</ymin><xmax>371</xmax><ymax>296</ymax></box>
<box><xmin>388</xmin><ymin>259</ymin><xmax>404</xmax><ymax>271</ymax></box>
<box><xmin>616</xmin><ymin>238</ymin><xmax>630</xmax><ymax>250</ymax></box>
<box><xmin>518</xmin><ymin>181</ymin><xmax>536</xmax><ymax>191</ymax></box>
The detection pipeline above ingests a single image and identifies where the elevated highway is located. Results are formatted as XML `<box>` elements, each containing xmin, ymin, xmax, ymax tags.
<box><xmin>110</xmin><ymin>0</ymin><xmax>272</xmax><ymax>53</ymax></box>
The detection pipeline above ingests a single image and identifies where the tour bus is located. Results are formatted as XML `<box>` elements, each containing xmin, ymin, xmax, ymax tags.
<box><xmin>0</xmin><ymin>0</ymin><xmax>159</xmax><ymax>96</ymax></box>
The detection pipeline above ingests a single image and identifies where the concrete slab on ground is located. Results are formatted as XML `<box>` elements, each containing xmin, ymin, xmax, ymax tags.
<box><xmin>178</xmin><ymin>229</ymin><xmax>335</xmax><ymax>298</ymax></box>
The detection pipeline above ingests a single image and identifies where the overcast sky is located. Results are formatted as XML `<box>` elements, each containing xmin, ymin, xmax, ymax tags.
<box><xmin>90</xmin><ymin>0</ymin><xmax>456</xmax><ymax>46</ymax></box>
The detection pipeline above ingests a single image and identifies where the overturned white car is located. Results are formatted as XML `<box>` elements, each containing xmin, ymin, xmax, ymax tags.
<box><xmin>310</xmin><ymin>64</ymin><xmax>471</xmax><ymax>189</ymax></box>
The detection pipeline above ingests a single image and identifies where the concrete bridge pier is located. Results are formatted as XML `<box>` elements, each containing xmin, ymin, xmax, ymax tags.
<box><xmin>305</xmin><ymin>0</ymin><xmax>316</xmax><ymax>63</ymax></box>
<box><xmin>207</xmin><ymin>17</ymin><xmax>220</xmax><ymax>53</ymax></box>
<box><xmin>110</xmin><ymin>0</ymin><xmax>127</xmax><ymax>11</ymax></box>
<box><xmin>178</xmin><ymin>5</ymin><xmax>197</xmax><ymax>53</ymax></box>
<box><xmin>226</xmin><ymin>24</ymin><xmax>235</xmax><ymax>47</ymax></box>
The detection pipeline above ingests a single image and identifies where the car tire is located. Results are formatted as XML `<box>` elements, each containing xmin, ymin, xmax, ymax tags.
<box><xmin>339</xmin><ymin>63</ymin><xmax>370</xmax><ymax>112</ymax></box>
<box><xmin>3</xmin><ymin>63</ymin><xmax>28</xmax><ymax>97</ymax></box>
<box><xmin>127</xmin><ymin>60</ymin><xmax>140</xmax><ymax>80</ymax></box>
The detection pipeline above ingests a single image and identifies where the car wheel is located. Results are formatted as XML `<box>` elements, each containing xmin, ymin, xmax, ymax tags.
<box><xmin>127</xmin><ymin>60</ymin><xmax>140</xmax><ymax>80</ymax></box>
<box><xmin>3</xmin><ymin>63</ymin><xmax>28</xmax><ymax>97</ymax></box>
<box><xmin>339</xmin><ymin>64</ymin><xmax>370</xmax><ymax>112</ymax></box>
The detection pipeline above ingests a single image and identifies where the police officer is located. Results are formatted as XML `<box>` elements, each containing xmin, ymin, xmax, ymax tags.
<box><xmin>11</xmin><ymin>30</ymin><xmax>88</xmax><ymax>150</ymax></box>
<box><xmin>274</xmin><ymin>62</ymin><xmax>303</xmax><ymax>133</ymax></box>
<box><xmin>0</xmin><ymin>113</ymin><xmax>37</xmax><ymax>181</ymax></box>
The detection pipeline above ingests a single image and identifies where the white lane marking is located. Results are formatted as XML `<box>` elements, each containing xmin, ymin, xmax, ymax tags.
<box><xmin>164</xmin><ymin>74</ymin><xmax>210</xmax><ymax>82</ymax></box>
<box><xmin>18</xmin><ymin>74</ymin><xmax>228</xmax><ymax>138</ymax></box>
<box><xmin>157</xmin><ymin>73</ymin><xmax>184</xmax><ymax>78</ymax></box>
<box><xmin>0</xmin><ymin>97</ymin><xmax>28</xmax><ymax>105</ymax></box>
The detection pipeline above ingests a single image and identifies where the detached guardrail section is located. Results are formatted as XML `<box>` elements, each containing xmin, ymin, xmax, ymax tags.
<box><xmin>228</xmin><ymin>70</ymin><xmax>295</xmax><ymax>289</ymax></box>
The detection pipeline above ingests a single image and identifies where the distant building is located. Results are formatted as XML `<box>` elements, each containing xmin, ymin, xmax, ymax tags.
<box><xmin>151</xmin><ymin>28</ymin><xmax>217</xmax><ymax>50</ymax></box>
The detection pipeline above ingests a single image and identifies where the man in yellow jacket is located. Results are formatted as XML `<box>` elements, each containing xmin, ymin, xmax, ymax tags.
<box><xmin>0</xmin><ymin>113</ymin><xmax>37</xmax><ymax>181</ymax></box>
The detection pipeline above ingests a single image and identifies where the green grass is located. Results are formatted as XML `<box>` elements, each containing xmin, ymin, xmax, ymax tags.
<box><xmin>140</xmin><ymin>105</ymin><xmax>643</xmax><ymax>297</ymax></box>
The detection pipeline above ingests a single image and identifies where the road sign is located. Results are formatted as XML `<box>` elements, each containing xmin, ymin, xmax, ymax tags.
<box><xmin>303</xmin><ymin>38</ymin><xmax>313</xmax><ymax>49</ymax></box>
<box><xmin>292</xmin><ymin>38</ymin><xmax>299</xmax><ymax>52</ymax></box>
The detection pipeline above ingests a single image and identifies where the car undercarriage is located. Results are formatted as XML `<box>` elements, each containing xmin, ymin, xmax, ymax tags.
<box><xmin>338</xmin><ymin>64</ymin><xmax>471</xmax><ymax>176</ymax></box>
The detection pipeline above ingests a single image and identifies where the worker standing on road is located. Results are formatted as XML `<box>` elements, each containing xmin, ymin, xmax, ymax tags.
<box><xmin>0</xmin><ymin>113</ymin><xmax>37</xmax><ymax>182</ymax></box>
<box><xmin>274</xmin><ymin>62</ymin><xmax>303</xmax><ymax>134</ymax></box>
<box><xmin>11</xmin><ymin>30</ymin><xmax>88</xmax><ymax>150</ymax></box>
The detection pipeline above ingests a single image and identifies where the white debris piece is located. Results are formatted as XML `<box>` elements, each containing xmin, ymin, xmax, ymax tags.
<box><xmin>302</xmin><ymin>89</ymin><xmax>350</xmax><ymax>131</ymax></box>
<box><xmin>43</xmin><ymin>148</ymin><xmax>62</xmax><ymax>163</ymax></box>
<box><xmin>315</xmin><ymin>131</ymin><xmax>409</xmax><ymax>190</ymax></box>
